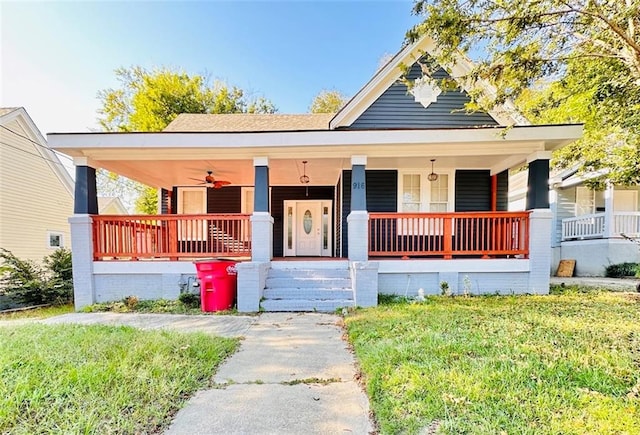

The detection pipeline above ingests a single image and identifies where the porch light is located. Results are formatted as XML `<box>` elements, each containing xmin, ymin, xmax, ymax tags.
<box><xmin>300</xmin><ymin>161</ymin><xmax>310</xmax><ymax>184</ymax></box>
<box><xmin>300</xmin><ymin>160</ymin><xmax>310</xmax><ymax>196</ymax></box>
<box><xmin>428</xmin><ymin>159</ymin><xmax>438</xmax><ymax>182</ymax></box>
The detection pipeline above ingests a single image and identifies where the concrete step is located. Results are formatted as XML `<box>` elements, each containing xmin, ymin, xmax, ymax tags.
<box><xmin>267</xmin><ymin>268</ymin><xmax>350</xmax><ymax>279</ymax></box>
<box><xmin>260</xmin><ymin>299</ymin><xmax>355</xmax><ymax>312</ymax></box>
<box><xmin>265</xmin><ymin>277</ymin><xmax>352</xmax><ymax>289</ymax></box>
<box><xmin>263</xmin><ymin>288</ymin><xmax>354</xmax><ymax>300</ymax></box>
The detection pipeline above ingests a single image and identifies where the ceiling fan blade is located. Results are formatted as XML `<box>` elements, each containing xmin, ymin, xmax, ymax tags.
<box><xmin>187</xmin><ymin>177</ymin><xmax>203</xmax><ymax>182</ymax></box>
<box><xmin>213</xmin><ymin>180</ymin><xmax>231</xmax><ymax>189</ymax></box>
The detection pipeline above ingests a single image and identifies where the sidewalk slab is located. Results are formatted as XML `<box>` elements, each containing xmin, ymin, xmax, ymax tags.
<box><xmin>167</xmin><ymin>312</ymin><xmax>373</xmax><ymax>434</ymax></box>
<box><xmin>166</xmin><ymin>382</ymin><xmax>371</xmax><ymax>435</ymax></box>
<box><xmin>41</xmin><ymin>312</ymin><xmax>256</xmax><ymax>337</ymax></box>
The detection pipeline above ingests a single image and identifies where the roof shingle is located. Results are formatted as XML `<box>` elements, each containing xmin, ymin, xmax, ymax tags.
<box><xmin>163</xmin><ymin>113</ymin><xmax>334</xmax><ymax>132</ymax></box>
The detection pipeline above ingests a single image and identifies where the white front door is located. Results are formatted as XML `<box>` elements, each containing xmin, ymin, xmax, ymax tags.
<box><xmin>296</xmin><ymin>201</ymin><xmax>322</xmax><ymax>256</ymax></box>
<box><xmin>283</xmin><ymin>200</ymin><xmax>332</xmax><ymax>257</ymax></box>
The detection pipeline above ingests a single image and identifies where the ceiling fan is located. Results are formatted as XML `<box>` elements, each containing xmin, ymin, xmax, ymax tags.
<box><xmin>188</xmin><ymin>170</ymin><xmax>231</xmax><ymax>189</ymax></box>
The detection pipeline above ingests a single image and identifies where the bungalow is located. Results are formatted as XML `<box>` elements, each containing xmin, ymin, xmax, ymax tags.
<box><xmin>49</xmin><ymin>36</ymin><xmax>582</xmax><ymax>311</ymax></box>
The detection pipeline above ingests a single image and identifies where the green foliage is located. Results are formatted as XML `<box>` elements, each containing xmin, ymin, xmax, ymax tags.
<box><xmin>96</xmin><ymin>66</ymin><xmax>277</xmax><ymax>211</ymax></box>
<box><xmin>346</xmin><ymin>292</ymin><xmax>640</xmax><ymax>433</ymax></box>
<box><xmin>178</xmin><ymin>292</ymin><xmax>200</xmax><ymax>308</ymax></box>
<box><xmin>410</xmin><ymin>0</ymin><xmax>640</xmax><ymax>185</ymax></box>
<box><xmin>0</xmin><ymin>324</ymin><xmax>239</xmax><ymax>433</ymax></box>
<box><xmin>309</xmin><ymin>89</ymin><xmax>349</xmax><ymax>113</ymax></box>
<box><xmin>134</xmin><ymin>185</ymin><xmax>158</xmax><ymax>214</ymax></box>
<box><xmin>0</xmin><ymin>248</ymin><xmax>73</xmax><ymax>306</ymax></box>
<box><xmin>98</xmin><ymin>66</ymin><xmax>277</xmax><ymax>132</ymax></box>
<box><xmin>605</xmin><ymin>262</ymin><xmax>640</xmax><ymax>278</ymax></box>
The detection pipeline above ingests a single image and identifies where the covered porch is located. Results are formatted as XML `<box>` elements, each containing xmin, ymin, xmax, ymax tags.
<box><xmin>50</xmin><ymin>124</ymin><xmax>580</xmax><ymax>310</ymax></box>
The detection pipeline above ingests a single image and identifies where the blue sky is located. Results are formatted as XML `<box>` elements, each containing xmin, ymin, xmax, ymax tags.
<box><xmin>1</xmin><ymin>0</ymin><xmax>419</xmax><ymax>135</ymax></box>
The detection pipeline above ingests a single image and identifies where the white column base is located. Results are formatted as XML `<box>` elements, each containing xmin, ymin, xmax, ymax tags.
<box><xmin>350</xmin><ymin>261</ymin><xmax>378</xmax><ymax>307</ymax></box>
<box><xmin>69</xmin><ymin>215</ymin><xmax>96</xmax><ymax>310</ymax></box>
<box><xmin>347</xmin><ymin>211</ymin><xmax>369</xmax><ymax>262</ymax></box>
<box><xmin>529</xmin><ymin>209</ymin><xmax>552</xmax><ymax>294</ymax></box>
<box><xmin>251</xmin><ymin>212</ymin><xmax>274</xmax><ymax>262</ymax></box>
<box><xmin>236</xmin><ymin>262</ymin><xmax>269</xmax><ymax>312</ymax></box>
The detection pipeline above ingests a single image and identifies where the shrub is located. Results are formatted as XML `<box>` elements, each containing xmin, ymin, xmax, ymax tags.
<box><xmin>178</xmin><ymin>292</ymin><xmax>200</xmax><ymax>308</ymax></box>
<box><xmin>0</xmin><ymin>248</ymin><xmax>73</xmax><ymax>306</ymax></box>
<box><xmin>605</xmin><ymin>262</ymin><xmax>639</xmax><ymax>278</ymax></box>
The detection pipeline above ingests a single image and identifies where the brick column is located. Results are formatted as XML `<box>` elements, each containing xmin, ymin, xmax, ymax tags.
<box><xmin>69</xmin><ymin>215</ymin><xmax>96</xmax><ymax>310</ymax></box>
<box><xmin>528</xmin><ymin>209</ymin><xmax>552</xmax><ymax>294</ymax></box>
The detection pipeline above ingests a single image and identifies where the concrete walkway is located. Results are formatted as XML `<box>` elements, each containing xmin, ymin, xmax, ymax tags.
<box><xmin>38</xmin><ymin>312</ymin><xmax>373</xmax><ymax>434</ymax></box>
<box><xmin>550</xmin><ymin>276</ymin><xmax>639</xmax><ymax>291</ymax></box>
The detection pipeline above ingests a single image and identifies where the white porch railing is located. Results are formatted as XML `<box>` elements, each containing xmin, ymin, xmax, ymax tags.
<box><xmin>562</xmin><ymin>212</ymin><xmax>640</xmax><ymax>240</ymax></box>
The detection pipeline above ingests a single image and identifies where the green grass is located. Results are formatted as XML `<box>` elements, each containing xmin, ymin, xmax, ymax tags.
<box><xmin>345</xmin><ymin>289</ymin><xmax>640</xmax><ymax>434</ymax></box>
<box><xmin>0</xmin><ymin>304</ymin><xmax>74</xmax><ymax>320</ymax></box>
<box><xmin>81</xmin><ymin>297</ymin><xmax>242</xmax><ymax>315</ymax></box>
<box><xmin>0</xmin><ymin>324</ymin><xmax>238</xmax><ymax>434</ymax></box>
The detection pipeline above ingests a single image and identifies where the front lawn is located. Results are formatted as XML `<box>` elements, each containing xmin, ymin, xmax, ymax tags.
<box><xmin>345</xmin><ymin>288</ymin><xmax>640</xmax><ymax>434</ymax></box>
<box><xmin>0</xmin><ymin>324</ymin><xmax>238</xmax><ymax>433</ymax></box>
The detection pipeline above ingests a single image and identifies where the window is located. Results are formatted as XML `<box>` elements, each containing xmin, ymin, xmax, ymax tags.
<box><xmin>429</xmin><ymin>174</ymin><xmax>449</xmax><ymax>211</ymax></box>
<box><xmin>575</xmin><ymin>187</ymin><xmax>595</xmax><ymax>216</ymax></box>
<box><xmin>398</xmin><ymin>170</ymin><xmax>453</xmax><ymax>212</ymax></box>
<box><xmin>402</xmin><ymin>174</ymin><xmax>421</xmax><ymax>212</ymax></box>
<box><xmin>48</xmin><ymin>232</ymin><xmax>63</xmax><ymax>248</ymax></box>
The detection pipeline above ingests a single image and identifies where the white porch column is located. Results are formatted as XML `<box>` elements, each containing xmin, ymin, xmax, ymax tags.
<box><xmin>603</xmin><ymin>183</ymin><xmax>614</xmax><ymax>238</ymax></box>
<box><xmin>348</xmin><ymin>155</ymin><xmax>368</xmax><ymax>262</ymax></box>
<box><xmin>69</xmin><ymin>215</ymin><xmax>96</xmax><ymax>310</ymax></box>
<box><xmin>528</xmin><ymin>209</ymin><xmax>553</xmax><ymax>294</ymax></box>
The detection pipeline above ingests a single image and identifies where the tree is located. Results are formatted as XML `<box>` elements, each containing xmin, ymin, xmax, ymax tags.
<box><xmin>97</xmin><ymin>66</ymin><xmax>277</xmax><ymax>211</ymax></box>
<box><xmin>309</xmin><ymin>90</ymin><xmax>349</xmax><ymax>113</ymax></box>
<box><xmin>410</xmin><ymin>0</ymin><xmax>640</xmax><ymax>184</ymax></box>
<box><xmin>98</xmin><ymin>66</ymin><xmax>276</xmax><ymax>132</ymax></box>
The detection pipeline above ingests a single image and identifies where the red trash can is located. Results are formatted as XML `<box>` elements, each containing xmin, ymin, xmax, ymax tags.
<box><xmin>193</xmin><ymin>260</ymin><xmax>238</xmax><ymax>312</ymax></box>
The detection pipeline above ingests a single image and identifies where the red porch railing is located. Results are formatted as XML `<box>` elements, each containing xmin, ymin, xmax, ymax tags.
<box><xmin>92</xmin><ymin>214</ymin><xmax>251</xmax><ymax>260</ymax></box>
<box><xmin>369</xmin><ymin>211</ymin><xmax>530</xmax><ymax>258</ymax></box>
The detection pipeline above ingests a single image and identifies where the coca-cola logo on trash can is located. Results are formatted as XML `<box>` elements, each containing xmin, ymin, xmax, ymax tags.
<box><xmin>226</xmin><ymin>264</ymin><xmax>237</xmax><ymax>275</ymax></box>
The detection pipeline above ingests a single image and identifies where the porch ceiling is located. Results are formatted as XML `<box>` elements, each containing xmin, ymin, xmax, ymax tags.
<box><xmin>48</xmin><ymin>124</ymin><xmax>582</xmax><ymax>189</ymax></box>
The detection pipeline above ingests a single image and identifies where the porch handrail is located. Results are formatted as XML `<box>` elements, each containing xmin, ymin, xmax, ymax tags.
<box><xmin>92</xmin><ymin>214</ymin><xmax>251</xmax><ymax>260</ymax></box>
<box><xmin>613</xmin><ymin>211</ymin><xmax>640</xmax><ymax>237</ymax></box>
<box><xmin>561</xmin><ymin>212</ymin><xmax>605</xmax><ymax>240</ymax></box>
<box><xmin>369</xmin><ymin>211</ymin><xmax>530</xmax><ymax>258</ymax></box>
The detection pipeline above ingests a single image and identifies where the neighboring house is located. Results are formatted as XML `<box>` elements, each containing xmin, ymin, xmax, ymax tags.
<box><xmin>49</xmin><ymin>36</ymin><xmax>582</xmax><ymax>311</ymax></box>
<box><xmin>0</xmin><ymin>107</ymin><xmax>74</xmax><ymax>263</ymax></box>
<box><xmin>98</xmin><ymin>197</ymin><xmax>129</xmax><ymax>215</ymax></box>
<box><xmin>550</xmin><ymin>168</ymin><xmax>640</xmax><ymax>276</ymax></box>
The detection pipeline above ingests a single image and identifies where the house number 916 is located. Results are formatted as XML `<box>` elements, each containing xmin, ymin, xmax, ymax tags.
<box><xmin>353</xmin><ymin>182</ymin><xmax>365</xmax><ymax>189</ymax></box>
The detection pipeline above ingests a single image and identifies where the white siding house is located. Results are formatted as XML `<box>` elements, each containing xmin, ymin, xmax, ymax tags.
<box><xmin>0</xmin><ymin>107</ymin><xmax>74</xmax><ymax>262</ymax></box>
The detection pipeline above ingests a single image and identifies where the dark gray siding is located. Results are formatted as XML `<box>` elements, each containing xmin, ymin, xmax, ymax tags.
<box><xmin>497</xmin><ymin>170</ymin><xmax>509</xmax><ymax>211</ymax></box>
<box><xmin>341</xmin><ymin>170</ymin><xmax>398</xmax><ymax>256</ymax></box>
<box><xmin>271</xmin><ymin>186</ymin><xmax>335</xmax><ymax>257</ymax></box>
<box><xmin>171</xmin><ymin>187</ymin><xmax>178</xmax><ymax>214</ymax></box>
<box><xmin>207</xmin><ymin>186</ymin><xmax>241</xmax><ymax>213</ymax></box>
<box><xmin>348</xmin><ymin>60</ymin><xmax>498</xmax><ymax>129</ymax></box>
<box><xmin>455</xmin><ymin>170</ymin><xmax>492</xmax><ymax>211</ymax></box>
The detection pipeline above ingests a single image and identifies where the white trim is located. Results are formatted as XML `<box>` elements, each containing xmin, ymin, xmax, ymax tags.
<box><xmin>253</xmin><ymin>156</ymin><xmax>269</xmax><ymax>166</ymax></box>
<box><xmin>397</xmin><ymin>168</ymin><xmax>455</xmax><ymax>212</ymax></box>
<box><xmin>526</xmin><ymin>151</ymin><xmax>552</xmax><ymax>163</ymax></box>
<box><xmin>49</xmin><ymin>125</ymin><xmax>583</xmax><ymax>156</ymax></box>
<box><xmin>241</xmin><ymin>187</ymin><xmax>255</xmax><ymax>214</ymax></box>
<box><xmin>351</xmin><ymin>155</ymin><xmax>367</xmax><ymax>165</ymax></box>
<box><xmin>176</xmin><ymin>187</ymin><xmax>207</xmax><ymax>214</ymax></box>
<box><xmin>378</xmin><ymin>258</ymin><xmax>530</xmax><ymax>273</ymax></box>
<box><xmin>1</xmin><ymin>107</ymin><xmax>74</xmax><ymax>197</ymax></box>
<box><xmin>47</xmin><ymin>231</ymin><xmax>64</xmax><ymax>249</ymax></box>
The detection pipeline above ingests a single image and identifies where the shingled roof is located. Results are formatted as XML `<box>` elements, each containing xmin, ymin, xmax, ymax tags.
<box><xmin>164</xmin><ymin>113</ymin><xmax>335</xmax><ymax>132</ymax></box>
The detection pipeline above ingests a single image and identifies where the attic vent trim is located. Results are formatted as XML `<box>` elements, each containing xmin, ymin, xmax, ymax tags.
<box><xmin>410</xmin><ymin>76</ymin><xmax>442</xmax><ymax>108</ymax></box>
